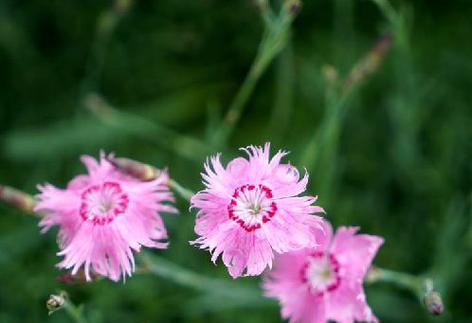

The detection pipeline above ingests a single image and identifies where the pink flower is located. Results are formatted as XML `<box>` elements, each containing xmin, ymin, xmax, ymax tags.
<box><xmin>263</xmin><ymin>220</ymin><xmax>383</xmax><ymax>323</ymax></box>
<box><xmin>35</xmin><ymin>153</ymin><xmax>176</xmax><ymax>281</ymax></box>
<box><xmin>190</xmin><ymin>143</ymin><xmax>325</xmax><ymax>278</ymax></box>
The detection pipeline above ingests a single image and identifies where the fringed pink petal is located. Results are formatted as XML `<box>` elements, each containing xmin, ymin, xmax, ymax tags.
<box><xmin>36</xmin><ymin>152</ymin><xmax>176</xmax><ymax>282</ymax></box>
<box><xmin>191</xmin><ymin>143</ymin><xmax>325</xmax><ymax>278</ymax></box>
<box><xmin>262</xmin><ymin>223</ymin><xmax>382</xmax><ymax>323</ymax></box>
<box><xmin>331</xmin><ymin>227</ymin><xmax>384</xmax><ymax>279</ymax></box>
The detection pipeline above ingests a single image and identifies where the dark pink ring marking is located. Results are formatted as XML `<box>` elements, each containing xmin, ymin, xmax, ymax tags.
<box><xmin>227</xmin><ymin>184</ymin><xmax>277</xmax><ymax>232</ymax></box>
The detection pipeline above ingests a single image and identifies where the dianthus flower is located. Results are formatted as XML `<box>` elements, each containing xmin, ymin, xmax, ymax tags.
<box><xmin>191</xmin><ymin>143</ymin><xmax>325</xmax><ymax>278</ymax></box>
<box><xmin>35</xmin><ymin>153</ymin><xmax>176</xmax><ymax>281</ymax></box>
<box><xmin>263</xmin><ymin>220</ymin><xmax>383</xmax><ymax>323</ymax></box>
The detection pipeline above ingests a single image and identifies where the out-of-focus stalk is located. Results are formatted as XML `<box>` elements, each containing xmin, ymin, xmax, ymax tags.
<box><xmin>107</xmin><ymin>156</ymin><xmax>194</xmax><ymax>201</ymax></box>
<box><xmin>84</xmin><ymin>92</ymin><xmax>210</xmax><ymax>163</ymax></box>
<box><xmin>370</xmin><ymin>0</ymin><xmax>398</xmax><ymax>25</ymax></box>
<box><xmin>268</xmin><ymin>42</ymin><xmax>295</xmax><ymax>145</ymax></box>
<box><xmin>212</xmin><ymin>0</ymin><xmax>301</xmax><ymax>148</ymax></box>
<box><xmin>0</xmin><ymin>184</ymin><xmax>36</xmax><ymax>214</ymax></box>
<box><xmin>80</xmin><ymin>0</ymin><xmax>134</xmax><ymax>94</ymax></box>
<box><xmin>138</xmin><ymin>252</ymin><xmax>266</xmax><ymax>304</ymax></box>
<box><xmin>343</xmin><ymin>33</ymin><xmax>393</xmax><ymax>94</ymax></box>
<box><xmin>370</xmin><ymin>0</ymin><xmax>419</xmax><ymax>175</ymax></box>
<box><xmin>367</xmin><ymin>266</ymin><xmax>444</xmax><ymax>316</ymax></box>
<box><xmin>301</xmin><ymin>33</ymin><xmax>392</xmax><ymax>203</ymax></box>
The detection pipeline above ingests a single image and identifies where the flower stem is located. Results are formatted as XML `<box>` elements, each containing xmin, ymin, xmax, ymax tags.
<box><xmin>84</xmin><ymin>93</ymin><xmax>210</xmax><ymax>163</ymax></box>
<box><xmin>369</xmin><ymin>0</ymin><xmax>399</xmax><ymax>25</ymax></box>
<box><xmin>138</xmin><ymin>252</ymin><xmax>265</xmax><ymax>303</ymax></box>
<box><xmin>80</xmin><ymin>0</ymin><xmax>133</xmax><ymax>95</ymax></box>
<box><xmin>168</xmin><ymin>179</ymin><xmax>194</xmax><ymax>202</ymax></box>
<box><xmin>367</xmin><ymin>266</ymin><xmax>444</xmax><ymax>315</ymax></box>
<box><xmin>63</xmin><ymin>301</ymin><xmax>88</xmax><ymax>323</ymax></box>
<box><xmin>299</xmin><ymin>32</ymin><xmax>392</xmax><ymax>204</ymax></box>
<box><xmin>367</xmin><ymin>266</ymin><xmax>424</xmax><ymax>296</ymax></box>
<box><xmin>211</xmin><ymin>1</ymin><xmax>300</xmax><ymax>148</ymax></box>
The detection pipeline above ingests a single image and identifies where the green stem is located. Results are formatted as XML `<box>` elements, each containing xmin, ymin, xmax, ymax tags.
<box><xmin>370</xmin><ymin>0</ymin><xmax>398</xmax><ymax>24</ymax></box>
<box><xmin>367</xmin><ymin>266</ymin><xmax>427</xmax><ymax>299</ymax></box>
<box><xmin>300</xmin><ymin>32</ymin><xmax>392</xmax><ymax>201</ymax></box>
<box><xmin>269</xmin><ymin>42</ymin><xmax>294</xmax><ymax>144</ymax></box>
<box><xmin>214</xmin><ymin>37</ymin><xmax>278</xmax><ymax>144</ymax></box>
<box><xmin>84</xmin><ymin>93</ymin><xmax>211</xmax><ymax>162</ymax></box>
<box><xmin>80</xmin><ymin>0</ymin><xmax>133</xmax><ymax>95</ymax></box>
<box><xmin>255</xmin><ymin>0</ymin><xmax>275</xmax><ymax>26</ymax></box>
<box><xmin>168</xmin><ymin>179</ymin><xmax>194</xmax><ymax>202</ymax></box>
<box><xmin>63</xmin><ymin>301</ymin><xmax>88</xmax><ymax>323</ymax></box>
<box><xmin>212</xmin><ymin>3</ymin><xmax>297</xmax><ymax>147</ymax></box>
<box><xmin>139</xmin><ymin>252</ymin><xmax>263</xmax><ymax>302</ymax></box>
<box><xmin>140</xmin><ymin>253</ymin><xmax>212</xmax><ymax>291</ymax></box>
<box><xmin>367</xmin><ymin>266</ymin><xmax>445</xmax><ymax>316</ymax></box>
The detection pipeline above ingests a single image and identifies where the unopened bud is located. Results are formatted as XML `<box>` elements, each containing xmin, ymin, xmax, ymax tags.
<box><xmin>423</xmin><ymin>290</ymin><xmax>444</xmax><ymax>316</ymax></box>
<box><xmin>343</xmin><ymin>33</ymin><xmax>392</xmax><ymax>93</ymax></box>
<box><xmin>0</xmin><ymin>185</ymin><xmax>36</xmax><ymax>213</ymax></box>
<box><xmin>46</xmin><ymin>293</ymin><xmax>66</xmax><ymax>314</ymax></box>
<box><xmin>285</xmin><ymin>0</ymin><xmax>302</xmax><ymax>15</ymax></box>
<box><xmin>107</xmin><ymin>156</ymin><xmax>160</xmax><ymax>181</ymax></box>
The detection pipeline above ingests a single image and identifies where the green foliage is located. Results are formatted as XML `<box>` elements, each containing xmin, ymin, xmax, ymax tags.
<box><xmin>0</xmin><ymin>0</ymin><xmax>471</xmax><ymax>322</ymax></box>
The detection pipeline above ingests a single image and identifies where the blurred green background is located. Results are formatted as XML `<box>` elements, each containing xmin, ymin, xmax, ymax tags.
<box><xmin>1</xmin><ymin>0</ymin><xmax>471</xmax><ymax>322</ymax></box>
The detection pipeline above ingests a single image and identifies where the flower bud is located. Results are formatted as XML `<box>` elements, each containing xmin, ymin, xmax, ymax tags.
<box><xmin>423</xmin><ymin>290</ymin><xmax>444</xmax><ymax>316</ymax></box>
<box><xmin>0</xmin><ymin>185</ymin><xmax>36</xmax><ymax>213</ymax></box>
<box><xmin>107</xmin><ymin>156</ymin><xmax>160</xmax><ymax>181</ymax></box>
<box><xmin>46</xmin><ymin>293</ymin><xmax>66</xmax><ymax>314</ymax></box>
<box><xmin>285</xmin><ymin>0</ymin><xmax>302</xmax><ymax>15</ymax></box>
<box><xmin>343</xmin><ymin>33</ymin><xmax>392</xmax><ymax>92</ymax></box>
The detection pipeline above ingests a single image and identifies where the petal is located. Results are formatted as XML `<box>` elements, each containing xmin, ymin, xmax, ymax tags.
<box><xmin>331</xmin><ymin>227</ymin><xmax>384</xmax><ymax>279</ymax></box>
<box><xmin>37</xmin><ymin>152</ymin><xmax>176</xmax><ymax>282</ymax></box>
<box><xmin>67</xmin><ymin>175</ymin><xmax>91</xmax><ymax>191</ymax></box>
<box><xmin>264</xmin><ymin>253</ymin><xmax>327</xmax><ymax>323</ymax></box>
<box><xmin>324</xmin><ymin>283</ymin><xmax>378</xmax><ymax>323</ymax></box>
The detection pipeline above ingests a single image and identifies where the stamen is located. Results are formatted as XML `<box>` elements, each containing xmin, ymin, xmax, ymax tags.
<box><xmin>227</xmin><ymin>184</ymin><xmax>277</xmax><ymax>232</ymax></box>
<box><xmin>79</xmin><ymin>182</ymin><xmax>129</xmax><ymax>225</ymax></box>
<box><xmin>301</xmin><ymin>252</ymin><xmax>341</xmax><ymax>296</ymax></box>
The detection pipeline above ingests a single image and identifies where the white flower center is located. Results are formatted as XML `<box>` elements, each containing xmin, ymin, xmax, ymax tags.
<box><xmin>227</xmin><ymin>184</ymin><xmax>277</xmax><ymax>232</ymax></box>
<box><xmin>302</xmin><ymin>252</ymin><xmax>341</xmax><ymax>296</ymax></box>
<box><xmin>80</xmin><ymin>182</ymin><xmax>129</xmax><ymax>225</ymax></box>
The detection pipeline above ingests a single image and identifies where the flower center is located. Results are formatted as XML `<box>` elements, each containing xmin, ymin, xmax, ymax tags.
<box><xmin>227</xmin><ymin>184</ymin><xmax>277</xmax><ymax>232</ymax></box>
<box><xmin>301</xmin><ymin>252</ymin><xmax>341</xmax><ymax>296</ymax></box>
<box><xmin>79</xmin><ymin>182</ymin><xmax>129</xmax><ymax>225</ymax></box>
